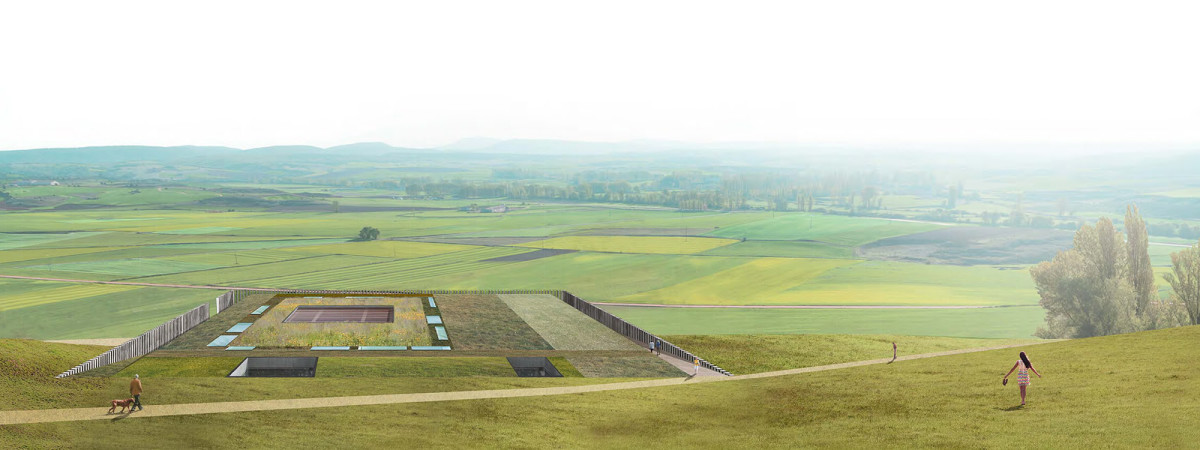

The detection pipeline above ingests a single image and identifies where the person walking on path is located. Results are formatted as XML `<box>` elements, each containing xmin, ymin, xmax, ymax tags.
<box><xmin>1003</xmin><ymin>351</ymin><xmax>1042</xmax><ymax>406</ymax></box>
<box><xmin>693</xmin><ymin>358</ymin><xmax>700</xmax><ymax>376</ymax></box>
<box><xmin>891</xmin><ymin>342</ymin><xmax>897</xmax><ymax>363</ymax></box>
<box><xmin>129</xmin><ymin>374</ymin><xmax>143</xmax><ymax>412</ymax></box>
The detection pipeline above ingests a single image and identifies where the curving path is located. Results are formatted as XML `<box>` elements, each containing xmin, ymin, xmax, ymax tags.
<box><xmin>0</xmin><ymin>341</ymin><xmax>1053</xmax><ymax>426</ymax></box>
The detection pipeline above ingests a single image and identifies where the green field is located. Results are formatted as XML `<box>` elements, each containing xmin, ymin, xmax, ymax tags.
<box><xmin>0</xmin><ymin>287</ymin><xmax>218</xmax><ymax>339</ymax></box>
<box><xmin>128</xmin><ymin>254</ymin><xmax>388</xmax><ymax>286</ymax></box>
<box><xmin>519</xmin><ymin>235</ymin><xmax>738</xmax><ymax>254</ymax></box>
<box><xmin>698</xmin><ymin>239</ymin><xmax>856</xmax><ymax>259</ymax></box>
<box><xmin>616</xmin><ymin>257</ymin><xmax>860</xmax><ymax>305</ymax></box>
<box><xmin>412</xmin><ymin>252</ymin><xmax>748</xmax><ymax>299</ymax></box>
<box><xmin>707</xmin><ymin>213</ymin><xmax>944</xmax><ymax>245</ymax></box>
<box><xmin>606</xmin><ymin>305</ymin><xmax>1047</xmax><ymax>338</ymax></box>
<box><xmin>279</xmin><ymin>240</ymin><xmax>478</xmax><ymax>258</ymax></box>
<box><xmin>780</xmin><ymin>260</ymin><xmax>1039</xmax><ymax>306</ymax></box>
<box><xmin>242</xmin><ymin>246</ymin><xmax>532</xmax><ymax>289</ymax></box>
<box><xmin>0</xmin><ymin>246</ymin><xmax>130</xmax><ymax>264</ymax></box>
<box><xmin>0</xmin><ymin>232</ymin><xmax>106</xmax><ymax>250</ymax></box>
<box><xmin>32</xmin><ymin>258</ymin><xmax>222</xmax><ymax>277</ymax></box>
<box><xmin>0</xmin><ymin>284</ymin><xmax>141</xmax><ymax>312</ymax></box>
<box><xmin>0</xmin><ymin>196</ymin><xmax>1070</xmax><ymax>340</ymax></box>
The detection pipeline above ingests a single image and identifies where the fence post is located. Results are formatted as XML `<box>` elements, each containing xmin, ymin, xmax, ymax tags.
<box><xmin>56</xmin><ymin>302</ymin><xmax>212</xmax><ymax>378</ymax></box>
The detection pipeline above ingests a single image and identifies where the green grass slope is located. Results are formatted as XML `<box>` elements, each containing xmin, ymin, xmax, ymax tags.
<box><xmin>5</xmin><ymin>326</ymin><xmax>1198</xmax><ymax>447</ymax></box>
<box><xmin>664</xmin><ymin>334</ymin><xmax>1043</xmax><ymax>374</ymax></box>
<box><xmin>0</xmin><ymin>340</ymin><xmax>111</xmax><ymax>410</ymax></box>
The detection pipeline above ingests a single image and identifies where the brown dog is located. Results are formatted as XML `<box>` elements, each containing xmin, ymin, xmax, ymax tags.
<box><xmin>108</xmin><ymin>398</ymin><xmax>135</xmax><ymax>414</ymax></box>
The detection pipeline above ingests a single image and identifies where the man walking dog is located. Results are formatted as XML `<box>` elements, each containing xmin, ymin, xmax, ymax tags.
<box><xmin>130</xmin><ymin>374</ymin><xmax>144</xmax><ymax>412</ymax></box>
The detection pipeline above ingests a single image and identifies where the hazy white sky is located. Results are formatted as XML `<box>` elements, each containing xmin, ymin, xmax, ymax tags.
<box><xmin>1</xmin><ymin>0</ymin><xmax>1198</xmax><ymax>150</ymax></box>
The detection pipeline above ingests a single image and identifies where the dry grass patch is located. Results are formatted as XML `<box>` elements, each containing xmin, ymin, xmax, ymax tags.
<box><xmin>435</xmin><ymin>294</ymin><xmax>550</xmax><ymax>350</ymax></box>
<box><xmin>233</xmin><ymin>296</ymin><xmax>431</xmax><ymax>348</ymax></box>
<box><xmin>498</xmin><ymin>294</ymin><xmax>642</xmax><ymax>351</ymax></box>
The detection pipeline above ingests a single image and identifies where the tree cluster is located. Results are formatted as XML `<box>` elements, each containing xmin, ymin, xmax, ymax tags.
<box><xmin>1030</xmin><ymin>205</ymin><xmax>1187</xmax><ymax>338</ymax></box>
<box><xmin>357</xmin><ymin>226</ymin><xmax>380</xmax><ymax>241</ymax></box>
<box><xmin>1146</xmin><ymin>221</ymin><xmax>1200</xmax><ymax>240</ymax></box>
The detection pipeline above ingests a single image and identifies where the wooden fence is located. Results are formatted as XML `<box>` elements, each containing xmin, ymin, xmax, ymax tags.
<box><xmin>556</xmin><ymin>291</ymin><xmax>732</xmax><ymax>376</ymax></box>
<box><xmin>55</xmin><ymin>304</ymin><xmax>210</xmax><ymax>378</ymax></box>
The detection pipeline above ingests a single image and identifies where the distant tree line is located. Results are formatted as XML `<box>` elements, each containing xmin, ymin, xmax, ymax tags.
<box><xmin>1146</xmin><ymin>221</ymin><xmax>1200</xmax><ymax>240</ymax></box>
<box><xmin>399</xmin><ymin>169</ymin><xmax>938</xmax><ymax>213</ymax></box>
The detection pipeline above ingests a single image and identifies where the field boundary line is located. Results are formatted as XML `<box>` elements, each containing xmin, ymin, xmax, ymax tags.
<box><xmin>0</xmin><ymin>274</ymin><xmax>261</xmax><ymax>291</ymax></box>
<box><xmin>0</xmin><ymin>276</ymin><xmax>1031</xmax><ymax>309</ymax></box>
<box><xmin>0</xmin><ymin>340</ymin><xmax>1057</xmax><ymax>426</ymax></box>
<box><xmin>591</xmin><ymin>302</ymin><xmax>1015</xmax><ymax>309</ymax></box>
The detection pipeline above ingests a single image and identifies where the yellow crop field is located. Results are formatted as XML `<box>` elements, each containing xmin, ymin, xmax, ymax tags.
<box><xmin>0</xmin><ymin>246</ymin><xmax>130</xmax><ymax>264</ymax></box>
<box><xmin>0</xmin><ymin>283</ymin><xmax>142</xmax><ymax>311</ymax></box>
<box><xmin>618</xmin><ymin>257</ymin><xmax>860</xmax><ymax>304</ymax></box>
<box><xmin>278</xmin><ymin>240</ymin><xmax>479</xmax><ymax>258</ymax></box>
<box><xmin>519</xmin><ymin>236</ymin><xmax>737</xmax><ymax>255</ymax></box>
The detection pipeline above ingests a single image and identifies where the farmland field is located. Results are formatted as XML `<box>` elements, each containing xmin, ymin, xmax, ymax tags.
<box><xmin>410</xmin><ymin>252</ymin><xmax>748</xmax><ymax>299</ymax></box>
<box><xmin>0</xmin><ymin>284</ymin><xmax>141</xmax><ymax>312</ymax></box>
<box><xmin>279</xmin><ymin>240</ymin><xmax>477</xmax><ymax>258</ymax></box>
<box><xmin>698</xmin><ymin>240</ymin><xmax>855</xmax><ymax>259</ymax></box>
<box><xmin>0</xmin><ymin>246</ymin><xmax>129</xmax><ymax>264</ymax></box>
<box><xmin>616</xmin><ymin>257</ymin><xmax>860</xmax><ymax>305</ymax></box>
<box><xmin>242</xmin><ymin>246</ymin><xmax>532</xmax><ymax>289</ymax></box>
<box><xmin>128</xmin><ymin>255</ymin><xmax>388</xmax><ymax>286</ymax></box>
<box><xmin>707</xmin><ymin>213</ymin><xmax>945</xmax><ymax>245</ymax></box>
<box><xmin>0</xmin><ymin>191</ymin><xmax>1072</xmax><ymax>340</ymax></box>
<box><xmin>32</xmin><ymin>258</ymin><xmax>222</xmax><ymax>277</ymax></box>
<box><xmin>0</xmin><ymin>232</ymin><xmax>106</xmax><ymax>250</ymax></box>
<box><xmin>518</xmin><ymin>235</ymin><xmax>738</xmax><ymax>254</ymax></box>
<box><xmin>0</xmin><ymin>285</ymin><xmax>218</xmax><ymax>339</ymax></box>
<box><xmin>605</xmin><ymin>305</ymin><xmax>1046</xmax><ymax>338</ymax></box>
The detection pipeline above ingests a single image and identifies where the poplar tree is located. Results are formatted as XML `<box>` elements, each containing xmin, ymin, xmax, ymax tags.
<box><xmin>1165</xmin><ymin>243</ymin><xmax>1200</xmax><ymax>325</ymax></box>
<box><xmin>1124</xmin><ymin>204</ymin><xmax>1155</xmax><ymax>316</ymax></box>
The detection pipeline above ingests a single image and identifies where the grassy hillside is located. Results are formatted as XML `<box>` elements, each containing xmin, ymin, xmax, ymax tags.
<box><xmin>664</xmin><ymin>334</ymin><xmax>1043</xmax><ymax>374</ymax></box>
<box><xmin>0</xmin><ymin>339</ymin><xmax>647</xmax><ymax>413</ymax></box>
<box><xmin>3</xmin><ymin>326</ymin><xmax>1196</xmax><ymax>447</ymax></box>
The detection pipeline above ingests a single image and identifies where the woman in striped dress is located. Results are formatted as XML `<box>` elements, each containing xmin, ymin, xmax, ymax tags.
<box><xmin>1003</xmin><ymin>351</ymin><xmax>1043</xmax><ymax>406</ymax></box>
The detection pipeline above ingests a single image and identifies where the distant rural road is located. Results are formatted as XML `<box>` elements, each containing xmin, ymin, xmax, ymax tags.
<box><xmin>0</xmin><ymin>341</ymin><xmax>1054</xmax><ymax>426</ymax></box>
<box><xmin>590</xmin><ymin>302</ymin><xmax>996</xmax><ymax>309</ymax></box>
<box><xmin>0</xmin><ymin>274</ymin><xmax>263</xmax><ymax>291</ymax></box>
<box><xmin>0</xmin><ymin>274</ymin><xmax>999</xmax><ymax>309</ymax></box>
